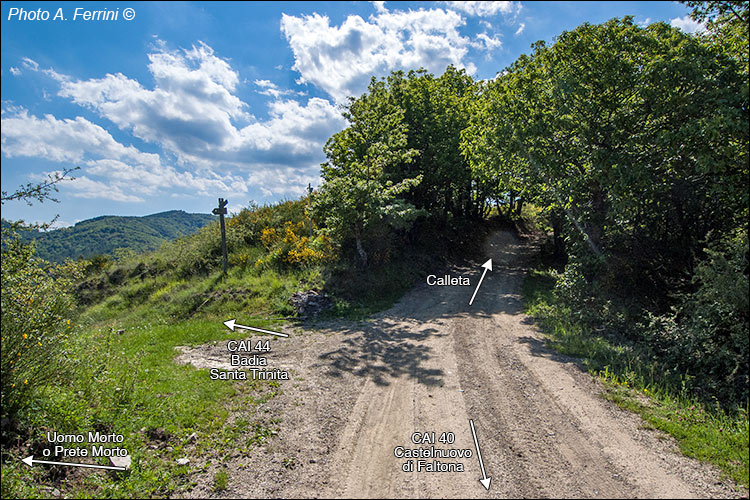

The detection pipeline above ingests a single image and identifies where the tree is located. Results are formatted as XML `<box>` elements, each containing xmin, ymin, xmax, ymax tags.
<box><xmin>386</xmin><ymin>67</ymin><xmax>478</xmax><ymax>218</ymax></box>
<box><xmin>461</xmin><ymin>16</ymin><xmax>748</xmax><ymax>404</ymax></box>
<box><xmin>465</xmin><ymin>18</ymin><xmax>748</xmax><ymax>306</ymax></box>
<box><xmin>461</xmin><ymin>56</ymin><xmax>543</xmax><ymax>220</ymax></box>
<box><xmin>682</xmin><ymin>1</ymin><xmax>749</xmax><ymax>74</ymax></box>
<box><xmin>1</xmin><ymin>167</ymin><xmax>78</xmax><ymax>209</ymax></box>
<box><xmin>314</xmin><ymin>78</ymin><xmax>422</xmax><ymax>267</ymax></box>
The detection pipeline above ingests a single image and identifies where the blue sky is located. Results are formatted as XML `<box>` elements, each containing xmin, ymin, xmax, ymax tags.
<box><xmin>1</xmin><ymin>1</ymin><xmax>701</xmax><ymax>227</ymax></box>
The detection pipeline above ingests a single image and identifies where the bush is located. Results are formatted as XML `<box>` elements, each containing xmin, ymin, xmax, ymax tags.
<box><xmin>152</xmin><ymin>199</ymin><xmax>316</xmax><ymax>278</ymax></box>
<box><xmin>650</xmin><ymin>229</ymin><xmax>749</xmax><ymax>406</ymax></box>
<box><xmin>82</xmin><ymin>253</ymin><xmax>112</xmax><ymax>276</ymax></box>
<box><xmin>554</xmin><ymin>227</ymin><xmax>749</xmax><ymax>407</ymax></box>
<box><xmin>1</xmin><ymin>234</ymin><xmax>83</xmax><ymax>424</ymax></box>
<box><xmin>235</xmin><ymin>199</ymin><xmax>310</xmax><ymax>245</ymax></box>
<box><xmin>256</xmin><ymin>221</ymin><xmax>336</xmax><ymax>269</ymax></box>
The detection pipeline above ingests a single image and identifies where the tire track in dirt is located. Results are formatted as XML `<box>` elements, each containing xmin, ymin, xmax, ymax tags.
<box><xmin>181</xmin><ymin>230</ymin><xmax>744</xmax><ymax>499</ymax></box>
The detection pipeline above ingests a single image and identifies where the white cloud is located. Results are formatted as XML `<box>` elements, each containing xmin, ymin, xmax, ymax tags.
<box><xmin>281</xmin><ymin>7</ymin><xmax>482</xmax><ymax>102</ymax></box>
<box><xmin>670</xmin><ymin>15</ymin><xmax>704</xmax><ymax>34</ymax></box>
<box><xmin>21</xmin><ymin>57</ymin><xmax>39</xmax><ymax>71</ymax></box>
<box><xmin>9</xmin><ymin>67</ymin><xmax>21</xmax><ymax>76</ymax></box>
<box><xmin>514</xmin><ymin>22</ymin><xmax>525</xmax><ymax>36</ymax></box>
<box><xmin>475</xmin><ymin>32</ymin><xmax>502</xmax><ymax>51</ymax></box>
<box><xmin>55</xmin><ymin>41</ymin><xmax>345</xmax><ymax>172</ymax></box>
<box><xmin>2</xmin><ymin>42</ymin><xmax>347</xmax><ymax>202</ymax></box>
<box><xmin>443</xmin><ymin>1</ymin><xmax>520</xmax><ymax>17</ymax></box>
<box><xmin>1</xmin><ymin>110</ymin><xmax>158</xmax><ymax>166</ymax></box>
<box><xmin>228</xmin><ymin>202</ymin><xmax>246</xmax><ymax>215</ymax></box>
<box><xmin>57</xmin><ymin>42</ymin><xmax>249</xmax><ymax>160</ymax></box>
<box><xmin>254</xmin><ymin>79</ymin><xmax>295</xmax><ymax>99</ymax></box>
<box><xmin>372</xmin><ymin>1</ymin><xmax>387</xmax><ymax>14</ymax></box>
<box><xmin>245</xmin><ymin>163</ymin><xmax>321</xmax><ymax>197</ymax></box>
<box><xmin>1</xmin><ymin>108</ymin><xmax>248</xmax><ymax>202</ymax></box>
<box><xmin>237</xmin><ymin>98</ymin><xmax>343</xmax><ymax>154</ymax></box>
<box><xmin>46</xmin><ymin>218</ymin><xmax>75</xmax><ymax>229</ymax></box>
<box><xmin>21</xmin><ymin>57</ymin><xmax>68</xmax><ymax>82</ymax></box>
<box><xmin>66</xmin><ymin>176</ymin><xmax>146</xmax><ymax>202</ymax></box>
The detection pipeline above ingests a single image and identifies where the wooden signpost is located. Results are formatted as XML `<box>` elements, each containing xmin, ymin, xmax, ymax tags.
<box><xmin>213</xmin><ymin>198</ymin><xmax>229</xmax><ymax>275</ymax></box>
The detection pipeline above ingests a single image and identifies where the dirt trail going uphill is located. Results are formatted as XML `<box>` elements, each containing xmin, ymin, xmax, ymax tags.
<box><xmin>182</xmin><ymin>231</ymin><xmax>743</xmax><ymax>499</ymax></box>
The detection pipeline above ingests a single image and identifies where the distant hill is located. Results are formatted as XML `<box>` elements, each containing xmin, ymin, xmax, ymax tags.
<box><xmin>4</xmin><ymin>210</ymin><xmax>216</xmax><ymax>262</ymax></box>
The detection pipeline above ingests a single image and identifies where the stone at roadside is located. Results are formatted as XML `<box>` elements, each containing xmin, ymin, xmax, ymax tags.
<box><xmin>41</xmin><ymin>487</ymin><xmax>61</xmax><ymax>497</ymax></box>
<box><xmin>110</xmin><ymin>455</ymin><xmax>131</xmax><ymax>470</ymax></box>
<box><xmin>290</xmin><ymin>290</ymin><xmax>332</xmax><ymax>317</ymax></box>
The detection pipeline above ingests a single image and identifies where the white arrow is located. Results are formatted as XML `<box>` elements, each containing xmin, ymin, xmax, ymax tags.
<box><xmin>22</xmin><ymin>455</ymin><xmax>126</xmax><ymax>471</ymax></box>
<box><xmin>468</xmin><ymin>259</ymin><xmax>493</xmax><ymax>306</ymax></box>
<box><xmin>223</xmin><ymin>319</ymin><xmax>288</xmax><ymax>338</ymax></box>
<box><xmin>469</xmin><ymin>419</ymin><xmax>492</xmax><ymax>491</ymax></box>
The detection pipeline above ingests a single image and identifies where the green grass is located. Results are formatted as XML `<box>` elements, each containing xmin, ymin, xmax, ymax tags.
<box><xmin>80</xmin><ymin>262</ymin><xmax>317</xmax><ymax>327</ymax></box>
<box><xmin>1</xmin><ymin>225</ymin><xmax>447</xmax><ymax>497</ymax></box>
<box><xmin>1</xmin><ymin>228</ymin><xmax>308</xmax><ymax>499</ymax></box>
<box><xmin>522</xmin><ymin>263</ymin><xmax>749</xmax><ymax>489</ymax></box>
<box><xmin>213</xmin><ymin>469</ymin><xmax>229</xmax><ymax>492</ymax></box>
<box><xmin>2</xmin><ymin>201</ymin><xmax>493</xmax><ymax>498</ymax></box>
<box><xmin>0</xmin><ymin>316</ymin><xmax>282</xmax><ymax>498</ymax></box>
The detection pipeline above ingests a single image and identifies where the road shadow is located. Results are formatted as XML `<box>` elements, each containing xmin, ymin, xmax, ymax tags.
<box><xmin>516</xmin><ymin>335</ymin><xmax>587</xmax><ymax>369</ymax></box>
<box><xmin>316</xmin><ymin>319</ymin><xmax>445</xmax><ymax>387</ymax></box>
<box><xmin>313</xmin><ymin>231</ymin><xmax>537</xmax><ymax>388</ymax></box>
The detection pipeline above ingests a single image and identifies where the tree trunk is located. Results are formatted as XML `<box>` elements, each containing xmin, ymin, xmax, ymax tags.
<box><xmin>515</xmin><ymin>197</ymin><xmax>523</xmax><ymax>217</ymax></box>
<box><xmin>588</xmin><ymin>184</ymin><xmax>606</xmax><ymax>251</ymax></box>
<box><xmin>465</xmin><ymin>179</ymin><xmax>473</xmax><ymax>218</ymax></box>
<box><xmin>551</xmin><ymin>210</ymin><xmax>566</xmax><ymax>260</ymax></box>
<box><xmin>354</xmin><ymin>223</ymin><xmax>367</xmax><ymax>268</ymax></box>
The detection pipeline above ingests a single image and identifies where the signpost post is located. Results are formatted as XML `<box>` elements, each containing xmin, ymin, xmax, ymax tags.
<box><xmin>213</xmin><ymin>198</ymin><xmax>229</xmax><ymax>275</ymax></box>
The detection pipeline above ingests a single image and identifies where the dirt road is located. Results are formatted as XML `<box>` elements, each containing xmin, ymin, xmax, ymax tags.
<box><xmin>182</xmin><ymin>231</ymin><xmax>743</xmax><ymax>499</ymax></box>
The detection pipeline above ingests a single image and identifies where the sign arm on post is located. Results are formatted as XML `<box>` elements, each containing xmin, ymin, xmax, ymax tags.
<box><xmin>212</xmin><ymin>198</ymin><xmax>229</xmax><ymax>275</ymax></box>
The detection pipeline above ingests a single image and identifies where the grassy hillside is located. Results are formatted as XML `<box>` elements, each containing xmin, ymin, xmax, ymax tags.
<box><xmin>74</xmin><ymin>198</ymin><xmax>486</xmax><ymax>320</ymax></box>
<box><xmin>1</xmin><ymin>196</ymin><xmax>486</xmax><ymax>498</ymax></box>
<box><xmin>4</xmin><ymin>210</ymin><xmax>216</xmax><ymax>262</ymax></box>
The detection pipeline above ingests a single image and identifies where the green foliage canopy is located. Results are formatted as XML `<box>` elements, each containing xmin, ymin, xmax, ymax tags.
<box><xmin>462</xmin><ymin>17</ymin><xmax>748</xmax><ymax>301</ymax></box>
<box><xmin>314</xmin><ymin>77</ymin><xmax>423</xmax><ymax>267</ymax></box>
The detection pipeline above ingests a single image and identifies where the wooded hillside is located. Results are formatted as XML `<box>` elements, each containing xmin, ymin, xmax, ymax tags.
<box><xmin>4</xmin><ymin>210</ymin><xmax>216</xmax><ymax>262</ymax></box>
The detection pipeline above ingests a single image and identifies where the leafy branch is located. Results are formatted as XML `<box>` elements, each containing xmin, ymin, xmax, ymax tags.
<box><xmin>1</xmin><ymin>167</ymin><xmax>80</xmax><ymax>206</ymax></box>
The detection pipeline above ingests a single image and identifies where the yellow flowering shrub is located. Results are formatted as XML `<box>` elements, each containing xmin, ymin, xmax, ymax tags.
<box><xmin>255</xmin><ymin>221</ymin><xmax>335</xmax><ymax>269</ymax></box>
<box><xmin>1</xmin><ymin>233</ymin><xmax>83</xmax><ymax>420</ymax></box>
<box><xmin>261</xmin><ymin>227</ymin><xmax>278</xmax><ymax>249</ymax></box>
